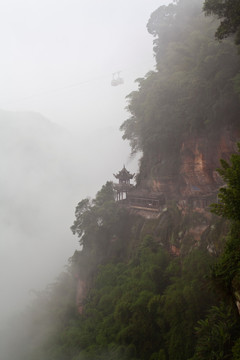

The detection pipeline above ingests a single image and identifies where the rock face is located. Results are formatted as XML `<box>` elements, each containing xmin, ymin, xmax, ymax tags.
<box><xmin>76</xmin><ymin>278</ymin><xmax>87</xmax><ymax>314</ymax></box>
<box><xmin>149</xmin><ymin>127</ymin><xmax>240</xmax><ymax>204</ymax></box>
<box><xmin>76</xmin><ymin>127</ymin><xmax>239</xmax><ymax>312</ymax></box>
<box><xmin>179</xmin><ymin>128</ymin><xmax>238</xmax><ymax>197</ymax></box>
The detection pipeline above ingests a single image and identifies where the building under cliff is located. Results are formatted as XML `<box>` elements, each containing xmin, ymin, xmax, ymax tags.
<box><xmin>113</xmin><ymin>128</ymin><xmax>239</xmax><ymax>214</ymax></box>
<box><xmin>113</xmin><ymin>166</ymin><xmax>166</xmax><ymax>213</ymax></box>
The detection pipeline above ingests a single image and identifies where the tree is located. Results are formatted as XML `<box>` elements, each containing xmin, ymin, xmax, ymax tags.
<box><xmin>193</xmin><ymin>303</ymin><xmax>238</xmax><ymax>360</ymax></box>
<box><xmin>203</xmin><ymin>0</ymin><xmax>240</xmax><ymax>44</ymax></box>
<box><xmin>205</xmin><ymin>146</ymin><xmax>240</xmax><ymax>359</ymax></box>
<box><xmin>211</xmin><ymin>142</ymin><xmax>240</xmax><ymax>221</ymax></box>
<box><xmin>71</xmin><ymin>182</ymin><xmax>117</xmax><ymax>247</ymax></box>
<box><xmin>210</xmin><ymin>143</ymin><xmax>240</xmax><ymax>293</ymax></box>
<box><xmin>71</xmin><ymin>198</ymin><xmax>92</xmax><ymax>245</ymax></box>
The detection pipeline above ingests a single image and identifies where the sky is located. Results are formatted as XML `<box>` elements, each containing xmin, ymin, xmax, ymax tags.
<box><xmin>0</xmin><ymin>0</ymin><xmax>171</xmax><ymax>132</ymax></box>
<box><xmin>0</xmin><ymin>0</ymin><xmax>172</xmax><ymax>326</ymax></box>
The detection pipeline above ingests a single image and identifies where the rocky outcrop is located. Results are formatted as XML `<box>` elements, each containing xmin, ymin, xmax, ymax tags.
<box><xmin>149</xmin><ymin>127</ymin><xmax>239</xmax><ymax>203</ymax></box>
<box><xmin>179</xmin><ymin>128</ymin><xmax>239</xmax><ymax>198</ymax></box>
<box><xmin>77</xmin><ymin>128</ymin><xmax>239</xmax><ymax>313</ymax></box>
<box><xmin>76</xmin><ymin>278</ymin><xmax>87</xmax><ymax>314</ymax></box>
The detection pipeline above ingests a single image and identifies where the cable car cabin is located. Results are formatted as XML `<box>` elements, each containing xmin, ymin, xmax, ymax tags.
<box><xmin>111</xmin><ymin>72</ymin><xmax>124</xmax><ymax>86</ymax></box>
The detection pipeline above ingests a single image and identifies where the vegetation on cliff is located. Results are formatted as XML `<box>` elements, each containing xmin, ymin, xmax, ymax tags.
<box><xmin>203</xmin><ymin>0</ymin><xmax>240</xmax><ymax>44</ymax></box>
<box><xmin>190</xmin><ymin>143</ymin><xmax>240</xmax><ymax>360</ymax></box>
<box><xmin>121</xmin><ymin>0</ymin><xmax>240</xmax><ymax>182</ymax></box>
<box><xmin>4</xmin><ymin>178</ymin><xmax>237</xmax><ymax>360</ymax></box>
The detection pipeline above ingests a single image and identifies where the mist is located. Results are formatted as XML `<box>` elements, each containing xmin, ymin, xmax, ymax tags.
<box><xmin>0</xmin><ymin>0</ymin><xmax>172</xmax><ymax>333</ymax></box>
<box><xmin>0</xmin><ymin>109</ymin><xmax>136</xmax><ymax>326</ymax></box>
<box><xmin>0</xmin><ymin>0</ymin><xmax>170</xmax><ymax>131</ymax></box>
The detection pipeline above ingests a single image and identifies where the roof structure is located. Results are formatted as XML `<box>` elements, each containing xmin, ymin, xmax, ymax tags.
<box><xmin>113</xmin><ymin>166</ymin><xmax>134</xmax><ymax>181</ymax></box>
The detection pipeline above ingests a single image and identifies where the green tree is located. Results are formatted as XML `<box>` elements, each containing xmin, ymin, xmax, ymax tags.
<box><xmin>70</xmin><ymin>181</ymin><xmax>132</xmax><ymax>281</ymax></box>
<box><xmin>193</xmin><ymin>303</ymin><xmax>238</xmax><ymax>360</ymax></box>
<box><xmin>203</xmin><ymin>0</ymin><xmax>240</xmax><ymax>44</ymax></box>
<box><xmin>197</xmin><ymin>146</ymin><xmax>240</xmax><ymax>359</ymax></box>
<box><xmin>71</xmin><ymin>182</ymin><xmax>118</xmax><ymax>248</ymax></box>
<box><xmin>211</xmin><ymin>142</ymin><xmax>240</xmax><ymax>221</ymax></box>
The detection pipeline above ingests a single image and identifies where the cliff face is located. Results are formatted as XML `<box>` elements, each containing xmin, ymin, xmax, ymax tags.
<box><xmin>76</xmin><ymin>278</ymin><xmax>87</xmax><ymax>314</ymax></box>
<box><xmin>179</xmin><ymin>128</ymin><xmax>239</xmax><ymax>197</ymax></box>
<box><xmin>73</xmin><ymin>127</ymin><xmax>239</xmax><ymax>315</ymax></box>
<box><xmin>147</xmin><ymin>127</ymin><xmax>239</xmax><ymax>202</ymax></box>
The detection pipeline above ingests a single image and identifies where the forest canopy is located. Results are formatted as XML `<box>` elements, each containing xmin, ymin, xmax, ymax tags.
<box><xmin>121</xmin><ymin>0</ymin><xmax>240</xmax><ymax>161</ymax></box>
<box><xmin>203</xmin><ymin>0</ymin><xmax>240</xmax><ymax>44</ymax></box>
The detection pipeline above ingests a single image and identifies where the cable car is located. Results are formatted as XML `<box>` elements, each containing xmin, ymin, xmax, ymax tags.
<box><xmin>111</xmin><ymin>71</ymin><xmax>124</xmax><ymax>86</ymax></box>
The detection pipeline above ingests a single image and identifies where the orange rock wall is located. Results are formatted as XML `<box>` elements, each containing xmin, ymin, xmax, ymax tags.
<box><xmin>76</xmin><ymin>278</ymin><xmax>87</xmax><ymax>314</ymax></box>
<box><xmin>150</xmin><ymin>128</ymin><xmax>239</xmax><ymax>199</ymax></box>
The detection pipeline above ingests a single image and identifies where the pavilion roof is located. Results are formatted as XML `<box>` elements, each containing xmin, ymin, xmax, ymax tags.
<box><xmin>113</xmin><ymin>165</ymin><xmax>134</xmax><ymax>180</ymax></box>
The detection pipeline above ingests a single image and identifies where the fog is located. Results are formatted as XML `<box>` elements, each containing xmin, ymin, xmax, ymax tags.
<box><xmin>0</xmin><ymin>0</ymin><xmax>171</xmax><ymax>328</ymax></box>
